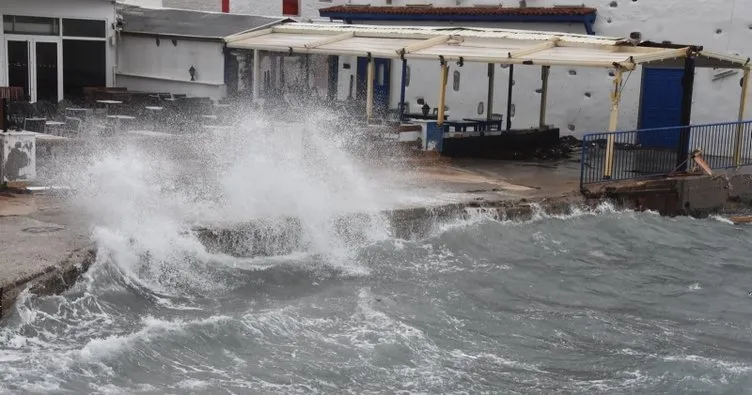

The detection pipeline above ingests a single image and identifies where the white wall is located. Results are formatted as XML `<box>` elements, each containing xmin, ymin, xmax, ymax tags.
<box><xmin>224</xmin><ymin>0</ymin><xmax>752</xmax><ymax>137</ymax></box>
<box><xmin>116</xmin><ymin>35</ymin><xmax>226</xmax><ymax>99</ymax></box>
<box><xmin>0</xmin><ymin>0</ymin><xmax>117</xmax><ymax>88</ymax></box>
<box><xmin>121</xmin><ymin>0</ymin><xmax>163</xmax><ymax>7</ymax></box>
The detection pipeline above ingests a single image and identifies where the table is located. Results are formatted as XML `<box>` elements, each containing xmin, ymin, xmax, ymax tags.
<box><xmin>97</xmin><ymin>100</ymin><xmax>123</xmax><ymax>115</ymax></box>
<box><xmin>463</xmin><ymin>117</ymin><xmax>503</xmax><ymax>132</ymax></box>
<box><xmin>107</xmin><ymin>115</ymin><xmax>136</xmax><ymax>132</ymax></box>
<box><xmin>44</xmin><ymin>121</ymin><xmax>66</xmax><ymax>136</ymax></box>
<box><xmin>445</xmin><ymin>120</ymin><xmax>480</xmax><ymax>133</ymax></box>
<box><xmin>65</xmin><ymin>108</ymin><xmax>89</xmax><ymax>118</ymax></box>
<box><xmin>144</xmin><ymin>106</ymin><xmax>163</xmax><ymax>130</ymax></box>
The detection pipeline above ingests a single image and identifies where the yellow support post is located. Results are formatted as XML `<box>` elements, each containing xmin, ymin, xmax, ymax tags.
<box><xmin>437</xmin><ymin>61</ymin><xmax>449</xmax><ymax>127</ymax></box>
<box><xmin>603</xmin><ymin>68</ymin><xmax>623</xmax><ymax>179</ymax></box>
<box><xmin>366</xmin><ymin>56</ymin><xmax>375</xmax><ymax>123</ymax></box>
<box><xmin>734</xmin><ymin>68</ymin><xmax>750</xmax><ymax>166</ymax></box>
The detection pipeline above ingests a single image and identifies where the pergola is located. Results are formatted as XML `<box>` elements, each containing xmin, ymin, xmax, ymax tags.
<box><xmin>226</xmin><ymin>23</ymin><xmax>751</xmax><ymax>174</ymax></box>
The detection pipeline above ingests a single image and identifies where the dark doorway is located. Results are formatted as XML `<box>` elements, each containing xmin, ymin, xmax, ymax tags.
<box><xmin>35</xmin><ymin>41</ymin><xmax>58</xmax><ymax>103</ymax></box>
<box><xmin>7</xmin><ymin>40</ymin><xmax>30</xmax><ymax>100</ymax></box>
<box><xmin>63</xmin><ymin>40</ymin><xmax>106</xmax><ymax>100</ymax></box>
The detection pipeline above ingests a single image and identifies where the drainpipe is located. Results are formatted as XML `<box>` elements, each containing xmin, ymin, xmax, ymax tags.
<box><xmin>222</xmin><ymin>0</ymin><xmax>229</xmax><ymax>13</ymax></box>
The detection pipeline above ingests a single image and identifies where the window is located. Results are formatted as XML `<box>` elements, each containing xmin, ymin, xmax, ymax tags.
<box><xmin>63</xmin><ymin>19</ymin><xmax>106</xmax><ymax>38</ymax></box>
<box><xmin>63</xmin><ymin>40</ymin><xmax>106</xmax><ymax>99</ymax></box>
<box><xmin>3</xmin><ymin>15</ymin><xmax>59</xmax><ymax>35</ymax></box>
<box><xmin>405</xmin><ymin>65</ymin><xmax>411</xmax><ymax>87</ymax></box>
<box><xmin>377</xmin><ymin>64</ymin><xmax>385</xmax><ymax>85</ymax></box>
<box><xmin>283</xmin><ymin>0</ymin><xmax>300</xmax><ymax>16</ymax></box>
<box><xmin>453</xmin><ymin>70</ymin><xmax>460</xmax><ymax>91</ymax></box>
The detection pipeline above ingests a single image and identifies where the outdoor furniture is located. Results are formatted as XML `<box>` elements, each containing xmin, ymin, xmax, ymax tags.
<box><xmin>97</xmin><ymin>100</ymin><xmax>123</xmax><ymax>115</ymax></box>
<box><xmin>65</xmin><ymin>107</ymin><xmax>90</xmax><ymax>119</ymax></box>
<box><xmin>446</xmin><ymin>120</ymin><xmax>481</xmax><ymax>133</ymax></box>
<box><xmin>144</xmin><ymin>106</ymin><xmax>163</xmax><ymax>130</ymax></box>
<box><xmin>404</xmin><ymin>112</ymin><xmax>448</xmax><ymax>121</ymax></box>
<box><xmin>106</xmin><ymin>114</ymin><xmax>136</xmax><ymax>133</ymax></box>
<box><xmin>44</xmin><ymin>120</ymin><xmax>66</xmax><ymax>136</ymax></box>
<box><xmin>463</xmin><ymin>117</ymin><xmax>503</xmax><ymax>132</ymax></box>
<box><xmin>23</xmin><ymin>117</ymin><xmax>46</xmax><ymax>133</ymax></box>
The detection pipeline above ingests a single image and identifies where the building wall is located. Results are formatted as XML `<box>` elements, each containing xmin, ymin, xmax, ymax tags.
<box><xmin>223</xmin><ymin>0</ymin><xmax>752</xmax><ymax>137</ymax></box>
<box><xmin>0</xmin><ymin>0</ymin><xmax>117</xmax><ymax>88</ymax></box>
<box><xmin>116</xmin><ymin>35</ymin><xmax>226</xmax><ymax>99</ymax></box>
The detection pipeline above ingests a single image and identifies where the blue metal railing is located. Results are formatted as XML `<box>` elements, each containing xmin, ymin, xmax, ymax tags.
<box><xmin>580</xmin><ymin>120</ymin><xmax>752</xmax><ymax>187</ymax></box>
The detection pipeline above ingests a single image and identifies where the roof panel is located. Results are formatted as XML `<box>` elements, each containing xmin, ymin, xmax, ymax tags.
<box><xmin>232</xmin><ymin>33</ymin><xmax>324</xmax><ymax>49</ymax></box>
<box><xmin>318</xmin><ymin>37</ymin><xmax>421</xmax><ymax>55</ymax></box>
<box><xmin>526</xmin><ymin>47</ymin><xmax>629</xmax><ymax>63</ymax></box>
<box><xmin>119</xmin><ymin>4</ymin><xmax>287</xmax><ymax>39</ymax></box>
<box><xmin>226</xmin><ymin>22</ymin><xmax>750</xmax><ymax>70</ymax></box>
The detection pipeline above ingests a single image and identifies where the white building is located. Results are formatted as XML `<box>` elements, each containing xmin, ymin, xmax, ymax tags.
<box><xmin>0</xmin><ymin>0</ymin><xmax>117</xmax><ymax>102</ymax></box>
<box><xmin>116</xmin><ymin>4</ymin><xmax>287</xmax><ymax>100</ymax></box>
<box><xmin>129</xmin><ymin>0</ymin><xmax>752</xmax><ymax>138</ymax></box>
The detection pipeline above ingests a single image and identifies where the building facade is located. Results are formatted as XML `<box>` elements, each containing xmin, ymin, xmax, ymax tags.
<box><xmin>108</xmin><ymin>0</ymin><xmax>752</xmax><ymax>136</ymax></box>
<box><xmin>0</xmin><ymin>0</ymin><xmax>117</xmax><ymax>102</ymax></box>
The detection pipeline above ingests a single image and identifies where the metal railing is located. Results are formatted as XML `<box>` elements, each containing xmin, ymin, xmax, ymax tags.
<box><xmin>580</xmin><ymin>120</ymin><xmax>752</xmax><ymax>186</ymax></box>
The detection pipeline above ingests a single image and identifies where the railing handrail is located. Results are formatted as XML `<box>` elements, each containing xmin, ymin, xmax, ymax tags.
<box><xmin>581</xmin><ymin>119</ymin><xmax>752</xmax><ymax>140</ymax></box>
<box><xmin>580</xmin><ymin>119</ymin><xmax>752</xmax><ymax>187</ymax></box>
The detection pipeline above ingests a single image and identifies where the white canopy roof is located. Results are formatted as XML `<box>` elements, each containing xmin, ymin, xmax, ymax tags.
<box><xmin>226</xmin><ymin>23</ymin><xmax>750</xmax><ymax>70</ymax></box>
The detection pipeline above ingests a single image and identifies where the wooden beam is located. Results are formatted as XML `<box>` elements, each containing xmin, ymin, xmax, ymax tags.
<box><xmin>366</xmin><ymin>57</ymin><xmax>375</xmax><ymax>122</ymax></box>
<box><xmin>507</xmin><ymin>39</ymin><xmax>558</xmax><ymax>59</ymax></box>
<box><xmin>734</xmin><ymin>68</ymin><xmax>751</xmax><ymax>166</ymax></box>
<box><xmin>603</xmin><ymin>68</ymin><xmax>624</xmax><ymax>179</ymax></box>
<box><xmin>304</xmin><ymin>32</ymin><xmax>354</xmax><ymax>49</ymax></box>
<box><xmin>399</xmin><ymin>35</ymin><xmax>451</xmax><ymax>56</ymax></box>
<box><xmin>437</xmin><ymin>62</ymin><xmax>449</xmax><ymax>127</ymax></box>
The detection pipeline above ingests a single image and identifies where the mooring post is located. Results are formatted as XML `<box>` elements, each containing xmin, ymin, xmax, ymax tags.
<box><xmin>603</xmin><ymin>68</ymin><xmax>623</xmax><ymax>179</ymax></box>
<box><xmin>734</xmin><ymin>68</ymin><xmax>750</xmax><ymax>166</ymax></box>
<box><xmin>676</xmin><ymin>50</ymin><xmax>697</xmax><ymax>171</ymax></box>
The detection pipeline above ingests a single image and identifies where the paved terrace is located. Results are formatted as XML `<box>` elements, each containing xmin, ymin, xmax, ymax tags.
<box><xmin>0</xmin><ymin>137</ymin><xmax>583</xmax><ymax>318</ymax></box>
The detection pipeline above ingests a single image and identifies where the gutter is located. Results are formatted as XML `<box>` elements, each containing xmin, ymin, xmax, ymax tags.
<box><xmin>318</xmin><ymin>12</ymin><xmax>597</xmax><ymax>35</ymax></box>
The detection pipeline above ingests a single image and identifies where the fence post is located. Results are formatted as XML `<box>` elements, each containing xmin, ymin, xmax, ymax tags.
<box><xmin>603</xmin><ymin>68</ymin><xmax>623</xmax><ymax>179</ymax></box>
<box><xmin>676</xmin><ymin>50</ymin><xmax>697</xmax><ymax>171</ymax></box>
<box><xmin>734</xmin><ymin>68</ymin><xmax>750</xmax><ymax>166</ymax></box>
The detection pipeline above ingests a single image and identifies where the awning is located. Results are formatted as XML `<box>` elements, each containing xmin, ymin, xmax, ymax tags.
<box><xmin>225</xmin><ymin>23</ymin><xmax>750</xmax><ymax>70</ymax></box>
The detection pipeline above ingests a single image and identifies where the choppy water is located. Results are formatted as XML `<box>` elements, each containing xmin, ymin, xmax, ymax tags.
<box><xmin>5</xmin><ymin>114</ymin><xmax>752</xmax><ymax>394</ymax></box>
<box><xmin>3</xmin><ymin>208</ymin><xmax>752</xmax><ymax>394</ymax></box>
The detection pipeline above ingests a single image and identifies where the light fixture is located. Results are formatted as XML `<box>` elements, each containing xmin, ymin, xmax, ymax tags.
<box><xmin>189</xmin><ymin>66</ymin><xmax>196</xmax><ymax>81</ymax></box>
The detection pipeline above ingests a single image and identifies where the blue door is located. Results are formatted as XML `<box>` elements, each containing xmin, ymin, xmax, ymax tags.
<box><xmin>356</xmin><ymin>57</ymin><xmax>390</xmax><ymax>115</ymax></box>
<box><xmin>638</xmin><ymin>67</ymin><xmax>684</xmax><ymax>149</ymax></box>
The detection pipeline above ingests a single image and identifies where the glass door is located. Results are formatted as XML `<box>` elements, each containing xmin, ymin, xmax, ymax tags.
<box><xmin>7</xmin><ymin>40</ymin><xmax>30</xmax><ymax>101</ymax></box>
<box><xmin>34</xmin><ymin>41</ymin><xmax>59</xmax><ymax>102</ymax></box>
<box><xmin>5</xmin><ymin>36</ymin><xmax>62</xmax><ymax>102</ymax></box>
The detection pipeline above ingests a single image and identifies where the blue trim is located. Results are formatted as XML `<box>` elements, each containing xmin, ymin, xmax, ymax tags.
<box><xmin>322</xmin><ymin>12</ymin><xmax>597</xmax><ymax>35</ymax></box>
